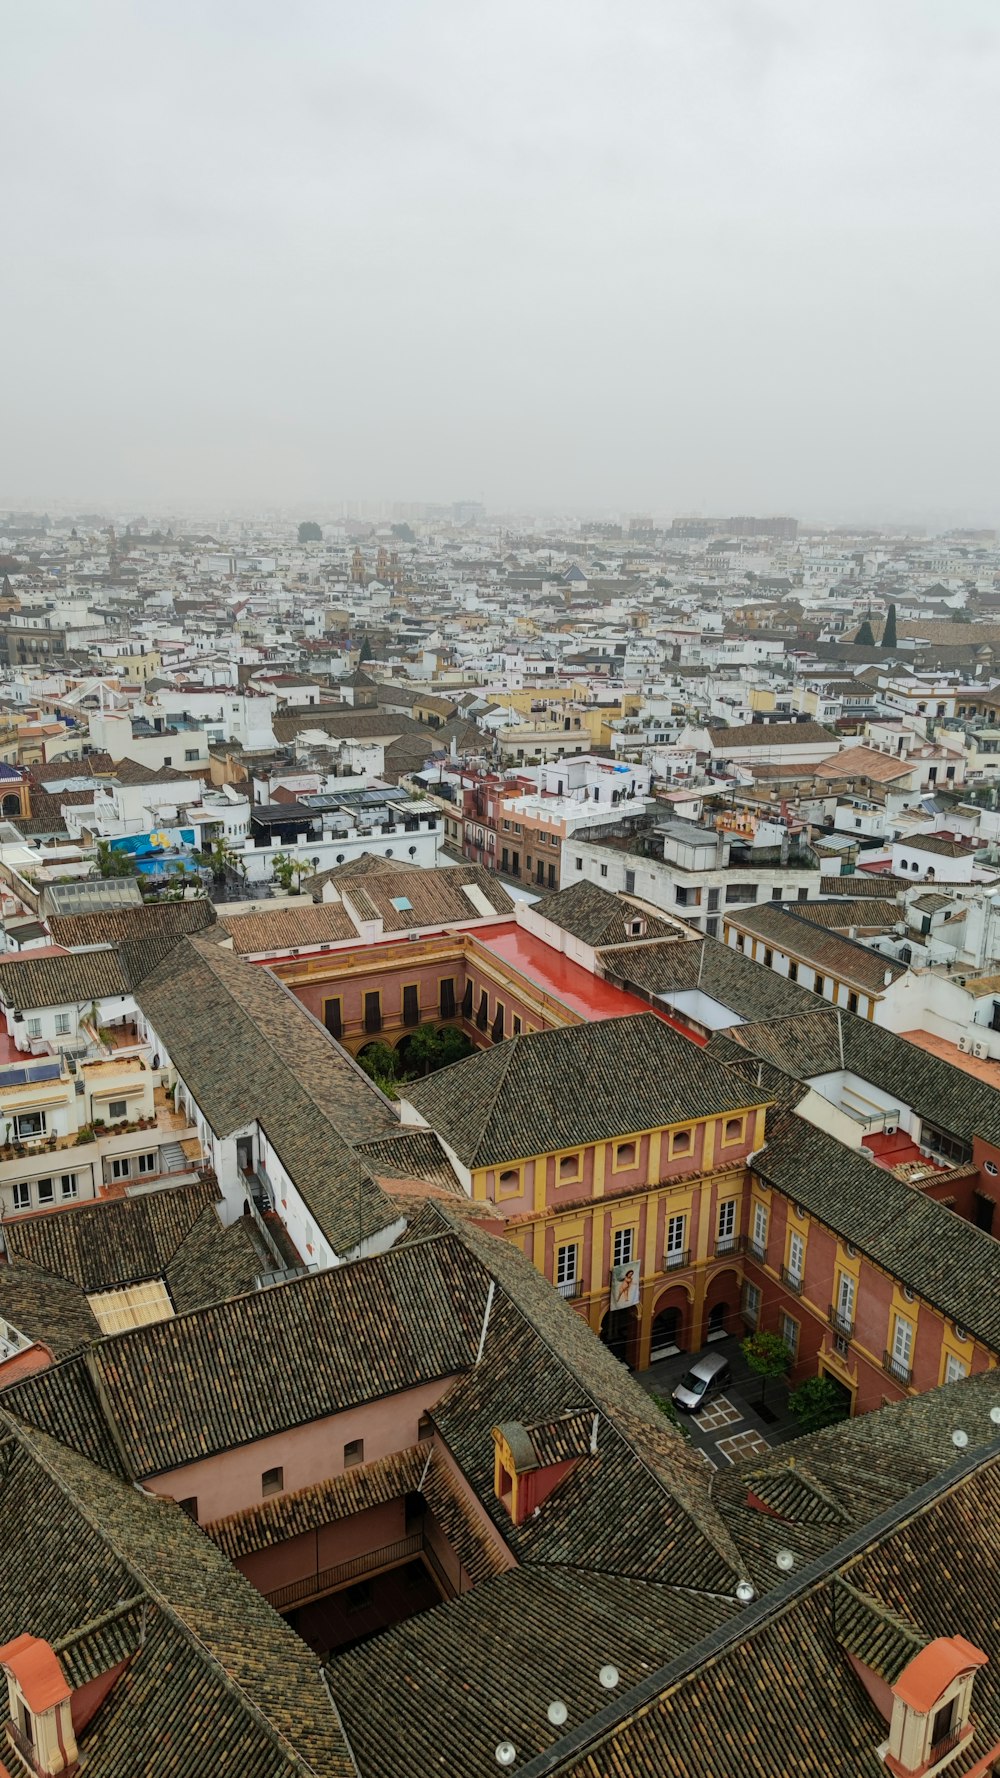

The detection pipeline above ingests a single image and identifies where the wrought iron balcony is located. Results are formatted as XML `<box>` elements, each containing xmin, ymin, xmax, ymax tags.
<box><xmin>883</xmin><ymin>1349</ymin><xmax>913</xmax><ymax>1386</ymax></box>
<box><xmin>747</xmin><ymin>1237</ymin><xmax>768</xmax><ymax>1263</ymax></box>
<box><xmin>828</xmin><ymin>1304</ymin><xmax>855</xmax><ymax>1339</ymax></box>
<box><xmin>557</xmin><ymin>1278</ymin><xmax>582</xmax><ymax>1300</ymax></box>
<box><xmin>715</xmin><ymin>1233</ymin><xmax>745</xmax><ymax>1259</ymax></box>
<box><xmin>663</xmin><ymin>1247</ymin><xmax>690</xmax><ymax>1271</ymax></box>
<box><xmin>780</xmin><ymin>1265</ymin><xmax>804</xmax><ymax>1295</ymax></box>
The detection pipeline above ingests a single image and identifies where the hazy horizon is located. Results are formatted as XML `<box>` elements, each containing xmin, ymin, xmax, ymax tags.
<box><xmin>4</xmin><ymin>1</ymin><xmax>999</xmax><ymax>523</ymax></box>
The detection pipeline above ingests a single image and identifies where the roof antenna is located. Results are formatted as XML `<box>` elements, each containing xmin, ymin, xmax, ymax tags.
<box><xmin>476</xmin><ymin>1280</ymin><xmax>496</xmax><ymax>1365</ymax></box>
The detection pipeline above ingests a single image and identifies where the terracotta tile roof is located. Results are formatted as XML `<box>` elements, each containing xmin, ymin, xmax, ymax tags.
<box><xmin>814</xmin><ymin>744</ymin><xmax>916</xmax><ymax>783</ymax></box>
<box><xmin>728</xmin><ymin>904</ymin><xmax>907</xmax><ymax>993</ymax></box>
<box><xmin>46</xmin><ymin>900</ymin><xmax>216</xmax><ymax>949</ymax></box>
<box><xmin>5</xmin><ymin>1177</ymin><xmax>222</xmax><ymax>1292</ymax></box>
<box><xmin>0</xmin><ymin>945</ymin><xmax>131</xmax><ymax>1008</ymax></box>
<box><xmin>708</xmin><ymin>720</ymin><xmax>838</xmax><ymax>750</ymax></box>
<box><xmin>206</xmin><ymin>1445</ymin><xmax>427</xmax><ymax>1559</ymax></box>
<box><xmin>219</xmin><ymin>903</ymin><xmax>358</xmax><ymax>953</ymax></box>
<box><xmin>0</xmin><ymin>1416</ymin><xmax>355</xmax><ymax>1776</ymax></box>
<box><xmin>532</xmin><ymin>881</ymin><xmax>685</xmax><ymax>947</ymax></box>
<box><xmin>342</xmin><ymin>862</ymin><xmax>514</xmax><ymax>931</ymax></box>
<box><xmin>79</xmin><ymin>1234</ymin><xmax>489</xmax><ymax>1478</ymax></box>
<box><xmin>404</xmin><ymin>1013</ymin><xmax>768</xmax><ymax>1168</ymax></box>
<box><xmin>133</xmin><ymin>936</ymin><xmax>397</xmax><ymax>1252</ymax></box>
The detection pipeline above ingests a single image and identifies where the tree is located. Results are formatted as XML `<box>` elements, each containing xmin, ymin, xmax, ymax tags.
<box><xmin>404</xmin><ymin>1024</ymin><xmax>444</xmax><ymax>1076</ymax></box>
<box><xmin>881</xmin><ymin>603</ymin><xmax>898</xmax><ymax>649</ymax></box>
<box><xmin>297</xmin><ymin>521</ymin><xmax>322</xmax><ymax>544</ymax></box>
<box><xmin>741</xmin><ymin>1330</ymin><xmax>792</xmax><ymax>1408</ymax></box>
<box><xmin>853</xmin><ymin>620</ymin><xmax>876</xmax><ymax>647</ymax></box>
<box><xmin>436</xmin><ymin>1026</ymin><xmax>474</xmax><ymax>1067</ymax></box>
<box><xmin>271</xmin><ymin>851</ymin><xmax>307</xmax><ymax>894</ymax></box>
<box><xmin>356</xmin><ymin>1042</ymin><xmax>399</xmax><ymax>1085</ymax></box>
<box><xmin>358</xmin><ymin>635</ymin><xmax>373</xmax><ymax>664</ymax></box>
<box><xmin>391</xmin><ymin>522</ymin><xmax>415</xmax><ymax>542</ymax></box>
<box><xmin>788</xmin><ymin>1374</ymin><xmax>850</xmax><ymax>1435</ymax></box>
<box><xmin>95</xmin><ymin>839</ymin><xmax>138</xmax><ymax>879</ymax></box>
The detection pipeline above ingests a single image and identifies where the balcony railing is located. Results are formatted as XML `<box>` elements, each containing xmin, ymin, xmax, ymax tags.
<box><xmin>557</xmin><ymin>1278</ymin><xmax>583</xmax><ymax>1300</ymax></box>
<box><xmin>264</xmin><ymin>1532</ymin><xmax>424</xmax><ymax>1613</ymax></box>
<box><xmin>883</xmin><ymin>1349</ymin><xmax>913</xmax><ymax>1387</ymax></box>
<box><xmin>3</xmin><ymin>1718</ymin><xmax>37</xmax><ymax>1776</ymax></box>
<box><xmin>748</xmin><ymin>1237</ymin><xmax>767</xmax><ymax>1263</ymax></box>
<box><xmin>715</xmin><ymin>1233</ymin><xmax>744</xmax><ymax>1259</ymax></box>
<box><xmin>780</xmin><ymin>1265</ymin><xmax>804</xmax><ymax>1296</ymax></box>
<box><xmin>663</xmin><ymin>1247</ymin><xmax>690</xmax><ymax>1271</ymax></box>
<box><xmin>828</xmin><ymin>1304</ymin><xmax>855</xmax><ymax>1339</ymax></box>
<box><xmin>928</xmin><ymin>1727</ymin><xmax>962</xmax><ymax>1765</ymax></box>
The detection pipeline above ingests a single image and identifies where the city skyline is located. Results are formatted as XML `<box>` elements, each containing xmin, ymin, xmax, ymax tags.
<box><xmin>4</xmin><ymin>0</ymin><xmax>1000</xmax><ymax>521</ymax></box>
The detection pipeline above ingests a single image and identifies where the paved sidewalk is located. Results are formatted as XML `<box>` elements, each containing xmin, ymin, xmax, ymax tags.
<box><xmin>636</xmin><ymin>1334</ymin><xmax>802</xmax><ymax>1469</ymax></box>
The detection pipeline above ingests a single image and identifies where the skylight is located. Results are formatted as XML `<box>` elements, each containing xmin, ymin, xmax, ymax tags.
<box><xmin>390</xmin><ymin>896</ymin><xmax>413</xmax><ymax>911</ymax></box>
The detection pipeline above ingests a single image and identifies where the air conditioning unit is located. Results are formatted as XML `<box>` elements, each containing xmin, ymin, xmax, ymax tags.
<box><xmin>958</xmin><ymin>1035</ymin><xmax>970</xmax><ymax>1052</ymax></box>
<box><xmin>973</xmin><ymin>1041</ymin><xmax>988</xmax><ymax>1059</ymax></box>
<box><xmin>884</xmin><ymin>1124</ymin><xmax>897</xmax><ymax>1136</ymax></box>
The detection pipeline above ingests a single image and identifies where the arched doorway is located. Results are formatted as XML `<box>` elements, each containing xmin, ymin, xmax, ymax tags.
<box><xmin>702</xmin><ymin>1269</ymin><xmax>740</xmax><ymax>1345</ymax></box>
<box><xmin>649</xmin><ymin>1284</ymin><xmax>691</xmax><ymax>1362</ymax></box>
<box><xmin>1</xmin><ymin>794</ymin><xmax>21</xmax><ymax>819</ymax></box>
<box><xmin>601</xmin><ymin>1305</ymin><xmax>639</xmax><ymax>1369</ymax></box>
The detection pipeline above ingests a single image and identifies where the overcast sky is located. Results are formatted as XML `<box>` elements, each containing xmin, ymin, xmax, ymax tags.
<box><xmin>3</xmin><ymin>0</ymin><xmax>999</xmax><ymax>522</ymax></box>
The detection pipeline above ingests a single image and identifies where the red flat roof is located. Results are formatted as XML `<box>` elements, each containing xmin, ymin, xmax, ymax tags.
<box><xmin>472</xmin><ymin>924</ymin><xmax>705</xmax><ymax>1042</ymax></box>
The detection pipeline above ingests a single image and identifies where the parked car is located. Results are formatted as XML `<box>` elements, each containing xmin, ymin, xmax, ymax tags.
<box><xmin>671</xmin><ymin>1350</ymin><xmax>731</xmax><ymax>1414</ymax></box>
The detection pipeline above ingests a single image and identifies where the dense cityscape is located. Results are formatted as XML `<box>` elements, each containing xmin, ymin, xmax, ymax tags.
<box><xmin>0</xmin><ymin>502</ymin><xmax>994</xmax><ymax>1774</ymax></box>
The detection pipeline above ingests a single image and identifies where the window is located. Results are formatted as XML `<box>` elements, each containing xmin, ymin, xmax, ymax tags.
<box><xmin>665</xmin><ymin>1213</ymin><xmax>687</xmax><ymax>1267</ymax></box>
<box><xmin>137</xmin><ymin>1153</ymin><xmax>156</xmax><ymax>1174</ymax></box>
<box><xmin>512</xmin><ymin>1015</ymin><xmax>522</xmax><ymax>1035</ymax></box>
<box><xmin>717</xmin><ymin>1199</ymin><xmax>737</xmax><ymax>1249</ymax></box>
<box><xmin>108</xmin><ymin>1099</ymin><xmax>127</xmax><ymax>1120</ymax></box>
<box><xmin>163</xmin><ymin>755</ymin><xmax>172</xmax><ymax>766</ymax></box>
<box><xmin>12</xmin><ymin>1182</ymin><xmax>29</xmax><ymax>1210</ymax></box>
<box><xmin>847</xmin><ymin>991</ymin><xmax>859</xmax><ymax>1015</ymax></box>
<box><xmin>723</xmin><ymin>1116</ymin><xmax>744</xmax><ymax>1145</ymax></box>
<box><xmin>364</xmin><ymin>991</ymin><xmax>382</xmax><ymax>1034</ymax></box>
<box><xmin>558</xmin><ymin>1152</ymin><xmax>582</xmax><ymax>1183</ymax></box>
<box><xmin>54</xmin><ymin>1012</ymin><xmax>71</xmax><ymax>1036</ymax></box>
<box><xmin>944</xmin><ymin>1353</ymin><xmax>968</xmax><ymax>1384</ymax></box>
<box><xmin>763</xmin><ymin>948</ymin><xmax>773</xmax><ymax>968</ymax></box>
<box><xmin>185</xmin><ymin>748</ymin><xmax>200</xmax><ymax>762</ymax></box>
<box><xmin>771</xmin><ymin>887</ymin><xmax>782</xmax><ymax>901</ymax></box>
<box><xmin>323</xmin><ymin>997</ymin><xmax>343</xmax><ymax>1040</ymax></box>
<box><xmin>110</xmin><ymin>1157</ymin><xmax>131</xmax><ymax>1180</ymax></box>
<box><xmin>600</xmin><ymin>863</ymin><xmax>608</xmax><ymax>878</ymax></box>
<box><xmin>26</xmin><ymin>1018</ymin><xmax>41</xmax><ymax>1039</ymax></box>
<box><xmin>13</xmin><ymin>1112</ymin><xmax>43</xmax><ymax>1140</ymax></box>
<box><xmin>477</xmin><ymin>989</ymin><xmax>489</xmax><ymax>1031</ymax></box>
<box><xmin>670</xmin><ymin>1127</ymin><xmax>692</xmax><ymax>1157</ymax></box>
<box><xmin>497</xmin><ymin>1167</ymin><xmax>521</xmax><ymax>1196</ymax></box>
<box><xmin>787</xmin><ymin>1229</ymin><xmax>805</xmax><ymax>1286</ymax></box>
<box><xmin>614</xmin><ymin>1140</ymin><xmax>636</xmax><ymax>1169</ymax></box>
<box><xmin>60</xmin><ymin>1173</ymin><xmax>77</xmax><ymax>1199</ymax></box>
<box><xmin>402</xmin><ymin>984</ymin><xmax>419</xmax><ymax>1027</ymax></box>
<box><xmin>741</xmin><ymin>1280</ymin><xmax>761</xmax><ymax>1326</ymax></box>
<box><xmin>555</xmin><ymin>1243</ymin><xmax>579</xmax><ymax>1297</ymax></box>
<box><xmin>751</xmin><ymin>1199</ymin><xmax>768</xmax><ymax>1259</ymax></box>
<box><xmin>261</xmin><ymin>1466</ymin><xmax>283</xmax><ymax>1497</ymax></box>
<box><xmin>888</xmin><ymin>1314</ymin><xmax>914</xmax><ymax>1383</ymax></box>
<box><xmin>779</xmin><ymin>1312</ymin><xmax>799</xmax><ymax>1358</ymax></box>
<box><xmin>575</xmin><ymin>856</ymin><xmax>583</xmax><ymax>871</ymax></box>
<box><xmin>36</xmin><ymin>1178</ymin><xmax>54</xmax><ymax>1205</ymax></box>
<box><xmin>814</xmin><ymin>974</ymin><xmax>825</xmax><ymax>996</ymax></box>
<box><xmin>834</xmin><ymin>1270</ymin><xmax>856</xmax><ymax>1334</ymax></box>
<box><xmin>613</xmin><ymin>1227</ymin><xmax>635</xmax><ymax>1268</ymax></box>
<box><xmin>439</xmin><ymin>978</ymin><xmax>456</xmax><ymax>1019</ymax></box>
<box><xmin>787</xmin><ymin>961</ymin><xmax>798</xmax><ymax>983</ymax></box>
<box><xmin>343</xmin><ymin>1439</ymin><xmax>364</xmax><ymax>1469</ymax></box>
<box><xmin>624</xmin><ymin>869</ymin><xmax>636</xmax><ymax>894</ymax></box>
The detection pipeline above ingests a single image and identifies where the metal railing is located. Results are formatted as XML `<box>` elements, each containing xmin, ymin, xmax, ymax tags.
<box><xmin>265</xmin><ymin>1532</ymin><xmax>423</xmax><ymax>1613</ymax></box>
<box><xmin>828</xmin><ymin>1304</ymin><xmax>855</xmax><ymax>1339</ymax></box>
<box><xmin>714</xmin><ymin>1233</ymin><xmax>744</xmax><ymax>1258</ymax></box>
<box><xmin>747</xmin><ymin>1237</ymin><xmax>768</xmax><ymax>1263</ymax></box>
<box><xmin>3</xmin><ymin>1719</ymin><xmax>37</xmax><ymax>1776</ymax></box>
<box><xmin>557</xmin><ymin>1278</ymin><xmax>582</xmax><ymax>1300</ymax></box>
<box><xmin>780</xmin><ymin>1265</ymin><xmax>804</xmax><ymax>1296</ymax></box>
<box><xmin>663</xmin><ymin>1247</ymin><xmax>690</xmax><ymax>1271</ymax></box>
<box><xmin>883</xmin><ymin>1349</ymin><xmax>913</xmax><ymax>1387</ymax></box>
